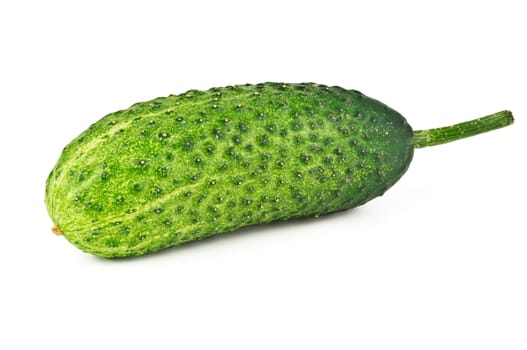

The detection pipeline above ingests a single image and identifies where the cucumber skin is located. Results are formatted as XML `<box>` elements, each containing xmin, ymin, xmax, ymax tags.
<box><xmin>45</xmin><ymin>83</ymin><xmax>414</xmax><ymax>258</ymax></box>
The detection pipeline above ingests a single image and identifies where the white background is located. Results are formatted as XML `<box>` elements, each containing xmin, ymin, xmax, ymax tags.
<box><xmin>1</xmin><ymin>1</ymin><xmax>526</xmax><ymax>349</ymax></box>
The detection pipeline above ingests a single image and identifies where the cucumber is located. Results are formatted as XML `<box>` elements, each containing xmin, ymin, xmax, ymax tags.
<box><xmin>45</xmin><ymin>83</ymin><xmax>514</xmax><ymax>258</ymax></box>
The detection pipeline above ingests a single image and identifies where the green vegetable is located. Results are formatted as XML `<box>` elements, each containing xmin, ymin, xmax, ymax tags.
<box><xmin>45</xmin><ymin>82</ymin><xmax>514</xmax><ymax>258</ymax></box>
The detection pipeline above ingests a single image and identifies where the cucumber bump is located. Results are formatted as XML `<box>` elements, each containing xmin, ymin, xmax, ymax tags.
<box><xmin>45</xmin><ymin>82</ymin><xmax>514</xmax><ymax>258</ymax></box>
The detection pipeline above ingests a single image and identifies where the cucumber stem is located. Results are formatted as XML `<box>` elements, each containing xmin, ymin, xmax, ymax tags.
<box><xmin>413</xmin><ymin>110</ymin><xmax>514</xmax><ymax>149</ymax></box>
<box><xmin>52</xmin><ymin>225</ymin><xmax>63</xmax><ymax>236</ymax></box>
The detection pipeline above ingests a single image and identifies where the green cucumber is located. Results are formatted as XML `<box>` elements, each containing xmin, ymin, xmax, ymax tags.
<box><xmin>45</xmin><ymin>82</ymin><xmax>514</xmax><ymax>258</ymax></box>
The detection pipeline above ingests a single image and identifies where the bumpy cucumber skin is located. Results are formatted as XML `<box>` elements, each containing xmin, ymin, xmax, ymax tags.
<box><xmin>45</xmin><ymin>83</ymin><xmax>414</xmax><ymax>258</ymax></box>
